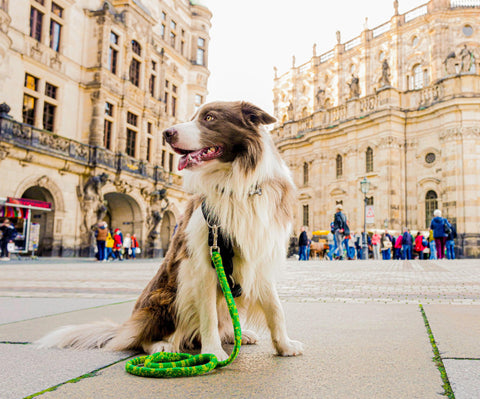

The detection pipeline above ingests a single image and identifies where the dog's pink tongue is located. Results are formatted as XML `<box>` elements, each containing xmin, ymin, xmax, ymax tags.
<box><xmin>178</xmin><ymin>155</ymin><xmax>188</xmax><ymax>171</ymax></box>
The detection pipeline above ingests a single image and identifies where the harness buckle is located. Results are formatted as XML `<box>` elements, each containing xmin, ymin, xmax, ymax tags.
<box><xmin>210</xmin><ymin>224</ymin><xmax>220</xmax><ymax>256</ymax></box>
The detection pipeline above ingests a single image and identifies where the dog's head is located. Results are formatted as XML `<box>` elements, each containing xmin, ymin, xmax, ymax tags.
<box><xmin>163</xmin><ymin>101</ymin><xmax>276</xmax><ymax>172</ymax></box>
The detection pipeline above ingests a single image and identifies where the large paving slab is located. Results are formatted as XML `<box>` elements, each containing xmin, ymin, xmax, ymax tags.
<box><xmin>0</xmin><ymin>297</ymin><xmax>129</xmax><ymax>325</ymax></box>
<box><xmin>32</xmin><ymin>303</ymin><xmax>443</xmax><ymax>399</ymax></box>
<box><xmin>0</xmin><ymin>344</ymin><xmax>132</xmax><ymax>399</ymax></box>
<box><xmin>443</xmin><ymin>359</ymin><xmax>480</xmax><ymax>399</ymax></box>
<box><xmin>422</xmin><ymin>305</ymin><xmax>480</xmax><ymax>358</ymax></box>
<box><xmin>0</xmin><ymin>301</ymin><xmax>135</xmax><ymax>342</ymax></box>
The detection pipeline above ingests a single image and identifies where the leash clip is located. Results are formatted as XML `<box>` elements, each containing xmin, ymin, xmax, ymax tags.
<box><xmin>210</xmin><ymin>224</ymin><xmax>220</xmax><ymax>256</ymax></box>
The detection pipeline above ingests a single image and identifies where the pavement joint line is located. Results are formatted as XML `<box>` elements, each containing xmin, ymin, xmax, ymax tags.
<box><xmin>0</xmin><ymin>341</ymin><xmax>30</xmax><ymax>345</ymax></box>
<box><xmin>23</xmin><ymin>353</ymin><xmax>136</xmax><ymax>399</ymax></box>
<box><xmin>0</xmin><ymin>299</ymin><xmax>135</xmax><ymax>327</ymax></box>
<box><xmin>442</xmin><ymin>357</ymin><xmax>480</xmax><ymax>361</ymax></box>
<box><xmin>419</xmin><ymin>304</ymin><xmax>455</xmax><ymax>399</ymax></box>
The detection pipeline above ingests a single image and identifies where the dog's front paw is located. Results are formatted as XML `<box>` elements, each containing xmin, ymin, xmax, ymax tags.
<box><xmin>143</xmin><ymin>341</ymin><xmax>173</xmax><ymax>355</ymax></box>
<box><xmin>202</xmin><ymin>346</ymin><xmax>229</xmax><ymax>362</ymax></box>
<box><xmin>275</xmin><ymin>339</ymin><xmax>304</xmax><ymax>357</ymax></box>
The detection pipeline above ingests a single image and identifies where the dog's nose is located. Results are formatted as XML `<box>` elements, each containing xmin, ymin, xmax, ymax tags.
<box><xmin>163</xmin><ymin>128</ymin><xmax>177</xmax><ymax>143</ymax></box>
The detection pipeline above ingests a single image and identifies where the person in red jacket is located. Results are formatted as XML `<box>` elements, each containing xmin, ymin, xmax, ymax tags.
<box><xmin>113</xmin><ymin>228</ymin><xmax>123</xmax><ymax>261</ymax></box>
<box><xmin>394</xmin><ymin>234</ymin><xmax>403</xmax><ymax>260</ymax></box>
<box><xmin>414</xmin><ymin>232</ymin><xmax>426</xmax><ymax>260</ymax></box>
<box><xmin>131</xmin><ymin>234</ymin><xmax>139</xmax><ymax>259</ymax></box>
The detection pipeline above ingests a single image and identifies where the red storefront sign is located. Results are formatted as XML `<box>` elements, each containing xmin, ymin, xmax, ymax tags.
<box><xmin>6</xmin><ymin>197</ymin><xmax>52</xmax><ymax>210</ymax></box>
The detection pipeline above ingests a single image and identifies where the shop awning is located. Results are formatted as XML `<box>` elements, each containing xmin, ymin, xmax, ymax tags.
<box><xmin>0</xmin><ymin>197</ymin><xmax>52</xmax><ymax>213</ymax></box>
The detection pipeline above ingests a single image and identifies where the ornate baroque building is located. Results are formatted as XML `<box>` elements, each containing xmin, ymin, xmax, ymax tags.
<box><xmin>0</xmin><ymin>0</ymin><xmax>211</xmax><ymax>256</ymax></box>
<box><xmin>272</xmin><ymin>0</ymin><xmax>480</xmax><ymax>257</ymax></box>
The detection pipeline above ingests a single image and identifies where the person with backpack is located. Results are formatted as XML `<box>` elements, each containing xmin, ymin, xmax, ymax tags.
<box><xmin>430</xmin><ymin>209</ymin><xmax>451</xmax><ymax>259</ymax></box>
<box><xmin>402</xmin><ymin>228</ymin><xmax>413</xmax><ymax>260</ymax></box>
<box><xmin>0</xmin><ymin>218</ymin><xmax>17</xmax><ymax>261</ymax></box>
<box><xmin>332</xmin><ymin>204</ymin><xmax>349</xmax><ymax>260</ymax></box>
<box><xmin>445</xmin><ymin>224</ymin><xmax>457</xmax><ymax>260</ymax></box>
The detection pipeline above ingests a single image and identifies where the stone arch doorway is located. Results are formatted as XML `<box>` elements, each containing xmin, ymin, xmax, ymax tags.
<box><xmin>104</xmin><ymin>192</ymin><xmax>143</xmax><ymax>243</ymax></box>
<box><xmin>160</xmin><ymin>210</ymin><xmax>176</xmax><ymax>255</ymax></box>
<box><xmin>21</xmin><ymin>186</ymin><xmax>55</xmax><ymax>256</ymax></box>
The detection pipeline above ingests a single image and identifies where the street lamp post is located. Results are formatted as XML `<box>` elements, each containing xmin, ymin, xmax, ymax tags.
<box><xmin>360</xmin><ymin>177</ymin><xmax>371</xmax><ymax>260</ymax></box>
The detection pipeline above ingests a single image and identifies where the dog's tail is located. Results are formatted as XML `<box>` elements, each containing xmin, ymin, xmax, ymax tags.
<box><xmin>35</xmin><ymin>320</ymin><xmax>125</xmax><ymax>350</ymax></box>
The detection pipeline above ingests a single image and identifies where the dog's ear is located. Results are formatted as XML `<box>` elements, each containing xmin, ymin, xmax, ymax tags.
<box><xmin>241</xmin><ymin>102</ymin><xmax>276</xmax><ymax>126</ymax></box>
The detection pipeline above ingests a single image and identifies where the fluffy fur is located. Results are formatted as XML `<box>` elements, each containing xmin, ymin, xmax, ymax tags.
<box><xmin>37</xmin><ymin>101</ymin><xmax>303</xmax><ymax>361</ymax></box>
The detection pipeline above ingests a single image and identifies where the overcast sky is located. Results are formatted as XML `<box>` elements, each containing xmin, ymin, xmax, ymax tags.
<box><xmin>203</xmin><ymin>0</ymin><xmax>426</xmax><ymax>115</ymax></box>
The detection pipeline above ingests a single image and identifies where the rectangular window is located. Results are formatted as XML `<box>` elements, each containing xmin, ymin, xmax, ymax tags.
<box><xmin>366</xmin><ymin>197</ymin><xmax>374</xmax><ymax>206</ymax></box>
<box><xmin>49</xmin><ymin>20</ymin><xmax>61</xmax><ymax>51</ymax></box>
<box><xmin>126</xmin><ymin>128</ymin><xmax>136</xmax><ymax>157</ymax></box>
<box><xmin>152</xmin><ymin>60</ymin><xmax>156</xmax><ymax>71</ymax></box>
<box><xmin>110</xmin><ymin>31</ymin><xmax>118</xmax><ymax>45</ymax></box>
<box><xmin>51</xmin><ymin>2</ymin><xmax>63</xmax><ymax>17</ymax></box>
<box><xmin>25</xmin><ymin>73</ymin><xmax>39</xmax><ymax>91</ymax></box>
<box><xmin>108</xmin><ymin>47</ymin><xmax>118</xmax><ymax>74</ymax></box>
<box><xmin>146</xmin><ymin>137</ymin><xmax>151</xmax><ymax>162</ymax></box>
<box><xmin>104</xmin><ymin>119</ymin><xmax>112</xmax><ymax>150</ymax></box>
<box><xmin>170</xmin><ymin>32</ymin><xmax>176</xmax><ymax>48</ymax></box>
<box><xmin>196</xmin><ymin>48</ymin><xmax>205</xmax><ymax>66</ymax></box>
<box><xmin>161</xmin><ymin>150</ymin><xmax>166</xmax><ymax>168</ymax></box>
<box><xmin>164</xmin><ymin>92</ymin><xmax>168</xmax><ymax>113</ymax></box>
<box><xmin>170</xmin><ymin>20</ymin><xmax>176</xmax><ymax>30</ymax></box>
<box><xmin>22</xmin><ymin>94</ymin><xmax>36</xmax><ymax>125</ymax></box>
<box><xmin>161</xmin><ymin>11</ymin><xmax>166</xmax><ymax>20</ymax></box>
<box><xmin>303</xmin><ymin>204</ymin><xmax>309</xmax><ymax>227</ymax></box>
<box><xmin>129</xmin><ymin>59</ymin><xmax>140</xmax><ymax>87</ymax></box>
<box><xmin>34</xmin><ymin>0</ymin><xmax>45</xmax><ymax>4</ymax></box>
<box><xmin>194</xmin><ymin>94</ymin><xmax>203</xmax><ymax>110</ymax></box>
<box><xmin>169</xmin><ymin>152</ymin><xmax>174</xmax><ymax>172</ymax></box>
<box><xmin>147</xmin><ymin>122</ymin><xmax>152</xmax><ymax>134</ymax></box>
<box><xmin>160</xmin><ymin>24</ymin><xmax>165</xmax><ymax>39</ymax></box>
<box><xmin>30</xmin><ymin>7</ymin><xmax>43</xmax><ymax>41</ymax></box>
<box><xmin>149</xmin><ymin>74</ymin><xmax>156</xmax><ymax>97</ymax></box>
<box><xmin>43</xmin><ymin>102</ymin><xmax>56</xmax><ymax>132</ymax></box>
<box><xmin>127</xmin><ymin>111</ymin><xmax>138</xmax><ymax>126</ymax></box>
<box><xmin>45</xmin><ymin>82</ymin><xmax>57</xmax><ymax>99</ymax></box>
<box><xmin>171</xmin><ymin>96</ymin><xmax>177</xmax><ymax>117</ymax></box>
<box><xmin>105</xmin><ymin>102</ymin><xmax>113</xmax><ymax>117</ymax></box>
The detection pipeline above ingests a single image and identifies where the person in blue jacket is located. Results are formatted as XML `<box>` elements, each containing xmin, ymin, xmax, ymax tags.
<box><xmin>430</xmin><ymin>209</ymin><xmax>452</xmax><ymax>259</ymax></box>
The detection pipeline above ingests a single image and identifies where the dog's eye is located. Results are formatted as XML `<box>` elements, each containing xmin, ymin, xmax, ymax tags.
<box><xmin>204</xmin><ymin>114</ymin><xmax>215</xmax><ymax>122</ymax></box>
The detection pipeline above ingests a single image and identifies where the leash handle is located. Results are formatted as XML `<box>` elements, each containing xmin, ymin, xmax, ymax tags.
<box><xmin>125</xmin><ymin>251</ymin><xmax>241</xmax><ymax>377</ymax></box>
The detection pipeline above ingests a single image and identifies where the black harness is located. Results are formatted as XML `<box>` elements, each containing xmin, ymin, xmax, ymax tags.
<box><xmin>201</xmin><ymin>201</ymin><xmax>242</xmax><ymax>298</ymax></box>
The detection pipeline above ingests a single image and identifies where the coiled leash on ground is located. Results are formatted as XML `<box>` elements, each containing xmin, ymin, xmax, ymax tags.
<box><xmin>125</xmin><ymin>251</ymin><xmax>242</xmax><ymax>378</ymax></box>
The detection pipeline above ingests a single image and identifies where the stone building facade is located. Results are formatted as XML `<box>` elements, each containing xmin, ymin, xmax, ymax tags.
<box><xmin>0</xmin><ymin>0</ymin><xmax>211</xmax><ymax>256</ymax></box>
<box><xmin>272</xmin><ymin>0</ymin><xmax>480</xmax><ymax>257</ymax></box>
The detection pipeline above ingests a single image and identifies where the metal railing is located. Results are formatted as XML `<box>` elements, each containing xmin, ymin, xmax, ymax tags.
<box><xmin>0</xmin><ymin>115</ymin><xmax>170</xmax><ymax>184</ymax></box>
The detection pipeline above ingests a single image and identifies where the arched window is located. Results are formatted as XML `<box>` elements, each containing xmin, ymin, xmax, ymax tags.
<box><xmin>366</xmin><ymin>147</ymin><xmax>373</xmax><ymax>173</ymax></box>
<box><xmin>425</xmin><ymin>190</ymin><xmax>438</xmax><ymax>228</ymax></box>
<box><xmin>303</xmin><ymin>162</ymin><xmax>309</xmax><ymax>186</ymax></box>
<box><xmin>336</xmin><ymin>154</ymin><xmax>343</xmax><ymax>179</ymax></box>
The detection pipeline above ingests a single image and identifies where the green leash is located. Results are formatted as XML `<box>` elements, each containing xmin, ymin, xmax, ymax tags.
<box><xmin>125</xmin><ymin>251</ymin><xmax>242</xmax><ymax>378</ymax></box>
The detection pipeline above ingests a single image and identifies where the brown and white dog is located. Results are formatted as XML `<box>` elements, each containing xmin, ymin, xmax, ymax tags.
<box><xmin>37</xmin><ymin>101</ymin><xmax>303</xmax><ymax>360</ymax></box>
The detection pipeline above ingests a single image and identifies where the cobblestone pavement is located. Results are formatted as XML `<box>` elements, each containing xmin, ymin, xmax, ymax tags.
<box><xmin>0</xmin><ymin>257</ymin><xmax>479</xmax><ymax>305</ymax></box>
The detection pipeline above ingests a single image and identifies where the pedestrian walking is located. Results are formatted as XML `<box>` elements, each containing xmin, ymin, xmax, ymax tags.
<box><xmin>105</xmin><ymin>230</ymin><xmax>116</xmax><ymax>261</ymax></box>
<box><xmin>414</xmin><ymin>232</ymin><xmax>426</xmax><ymax>260</ymax></box>
<box><xmin>298</xmin><ymin>227</ymin><xmax>309</xmax><ymax>261</ymax></box>
<box><xmin>394</xmin><ymin>234</ymin><xmax>403</xmax><ymax>260</ymax></box>
<box><xmin>332</xmin><ymin>204</ymin><xmax>349</xmax><ymax>260</ymax></box>
<box><xmin>326</xmin><ymin>230</ymin><xmax>335</xmax><ymax>260</ymax></box>
<box><xmin>446</xmin><ymin>224</ymin><xmax>457</xmax><ymax>260</ymax></box>
<box><xmin>113</xmin><ymin>228</ymin><xmax>123</xmax><ymax>260</ymax></box>
<box><xmin>381</xmin><ymin>230</ymin><xmax>393</xmax><ymax>260</ymax></box>
<box><xmin>131</xmin><ymin>234</ymin><xmax>139</xmax><ymax>259</ymax></box>
<box><xmin>123</xmin><ymin>233</ymin><xmax>132</xmax><ymax>259</ymax></box>
<box><xmin>354</xmin><ymin>231</ymin><xmax>363</xmax><ymax>260</ymax></box>
<box><xmin>430</xmin><ymin>209</ymin><xmax>451</xmax><ymax>259</ymax></box>
<box><xmin>402</xmin><ymin>228</ymin><xmax>413</xmax><ymax>260</ymax></box>
<box><xmin>94</xmin><ymin>221</ymin><xmax>108</xmax><ymax>262</ymax></box>
<box><xmin>0</xmin><ymin>218</ymin><xmax>17</xmax><ymax>261</ymax></box>
<box><xmin>428</xmin><ymin>229</ymin><xmax>437</xmax><ymax>260</ymax></box>
<box><xmin>371</xmin><ymin>230</ymin><xmax>381</xmax><ymax>260</ymax></box>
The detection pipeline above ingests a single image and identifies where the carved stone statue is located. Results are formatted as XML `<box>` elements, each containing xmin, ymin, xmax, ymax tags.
<box><xmin>287</xmin><ymin>101</ymin><xmax>294</xmax><ymax>120</ymax></box>
<box><xmin>460</xmin><ymin>45</ymin><xmax>474</xmax><ymax>73</ymax></box>
<box><xmin>315</xmin><ymin>88</ymin><xmax>326</xmax><ymax>109</ymax></box>
<box><xmin>379</xmin><ymin>59</ymin><xmax>391</xmax><ymax>87</ymax></box>
<box><xmin>348</xmin><ymin>74</ymin><xmax>360</xmax><ymax>99</ymax></box>
<box><xmin>83</xmin><ymin>172</ymin><xmax>109</xmax><ymax>201</ymax></box>
<box><xmin>444</xmin><ymin>50</ymin><xmax>457</xmax><ymax>75</ymax></box>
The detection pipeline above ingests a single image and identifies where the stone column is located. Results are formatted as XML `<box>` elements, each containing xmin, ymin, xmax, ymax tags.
<box><xmin>89</xmin><ymin>91</ymin><xmax>104</xmax><ymax>146</ymax></box>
